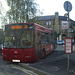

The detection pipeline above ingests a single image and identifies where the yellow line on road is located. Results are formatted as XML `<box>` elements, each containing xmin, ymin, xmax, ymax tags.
<box><xmin>11</xmin><ymin>64</ymin><xmax>38</xmax><ymax>75</ymax></box>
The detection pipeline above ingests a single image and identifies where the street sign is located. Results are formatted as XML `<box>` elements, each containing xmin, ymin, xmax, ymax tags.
<box><xmin>62</xmin><ymin>21</ymin><xmax>68</xmax><ymax>29</ymax></box>
<box><xmin>65</xmin><ymin>38</ymin><xmax>72</xmax><ymax>54</ymax></box>
<box><xmin>64</xmin><ymin>2</ymin><xmax>72</xmax><ymax>71</ymax></box>
<box><xmin>64</xmin><ymin>1</ymin><xmax>72</xmax><ymax>12</ymax></box>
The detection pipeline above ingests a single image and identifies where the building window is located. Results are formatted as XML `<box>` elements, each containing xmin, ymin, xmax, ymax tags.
<box><xmin>49</xmin><ymin>21</ymin><xmax>51</xmax><ymax>25</ymax></box>
<box><xmin>46</xmin><ymin>21</ymin><xmax>51</xmax><ymax>25</ymax></box>
<box><xmin>46</xmin><ymin>21</ymin><xmax>48</xmax><ymax>25</ymax></box>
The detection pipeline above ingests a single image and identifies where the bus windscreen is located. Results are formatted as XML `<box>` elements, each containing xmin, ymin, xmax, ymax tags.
<box><xmin>4</xmin><ymin>24</ymin><xmax>34</xmax><ymax>48</ymax></box>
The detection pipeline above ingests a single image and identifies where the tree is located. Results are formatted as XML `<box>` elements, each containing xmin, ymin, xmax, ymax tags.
<box><xmin>0</xmin><ymin>0</ymin><xmax>8</xmax><ymax>29</ymax></box>
<box><xmin>6</xmin><ymin>0</ymin><xmax>42</xmax><ymax>23</ymax></box>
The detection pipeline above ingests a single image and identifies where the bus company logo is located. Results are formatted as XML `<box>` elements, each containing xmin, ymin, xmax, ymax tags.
<box><xmin>14</xmin><ymin>51</ymin><xmax>18</xmax><ymax>54</ymax></box>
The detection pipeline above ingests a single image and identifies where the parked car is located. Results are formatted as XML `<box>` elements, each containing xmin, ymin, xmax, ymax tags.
<box><xmin>57</xmin><ymin>40</ymin><xmax>65</xmax><ymax>45</ymax></box>
<box><xmin>72</xmin><ymin>39</ymin><xmax>74</xmax><ymax>44</ymax></box>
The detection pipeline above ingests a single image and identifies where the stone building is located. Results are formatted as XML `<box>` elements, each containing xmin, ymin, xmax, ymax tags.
<box><xmin>34</xmin><ymin>12</ymin><xmax>75</xmax><ymax>41</ymax></box>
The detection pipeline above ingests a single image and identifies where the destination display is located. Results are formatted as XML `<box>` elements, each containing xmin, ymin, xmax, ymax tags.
<box><xmin>11</xmin><ymin>25</ymin><xmax>28</xmax><ymax>29</ymax></box>
<box><xmin>5</xmin><ymin>23</ymin><xmax>34</xmax><ymax>30</ymax></box>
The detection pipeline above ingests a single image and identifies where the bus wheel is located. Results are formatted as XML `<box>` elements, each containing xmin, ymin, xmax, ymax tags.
<box><xmin>42</xmin><ymin>50</ymin><xmax>46</xmax><ymax>59</ymax></box>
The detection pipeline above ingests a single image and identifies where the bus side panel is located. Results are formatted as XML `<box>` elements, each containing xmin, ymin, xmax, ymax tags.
<box><xmin>2</xmin><ymin>48</ymin><xmax>36</xmax><ymax>63</ymax></box>
<box><xmin>45</xmin><ymin>44</ymin><xmax>53</xmax><ymax>55</ymax></box>
<box><xmin>41</xmin><ymin>44</ymin><xmax>54</xmax><ymax>56</ymax></box>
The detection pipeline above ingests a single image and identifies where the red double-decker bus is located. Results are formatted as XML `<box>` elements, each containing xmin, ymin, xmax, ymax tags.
<box><xmin>2</xmin><ymin>23</ymin><xmax>56</xmax><ymax>62</ymax></box>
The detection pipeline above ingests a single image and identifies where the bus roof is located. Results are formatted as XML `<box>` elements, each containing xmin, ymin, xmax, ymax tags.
<box><xmin>34</xmin><ymin>23</ymin><xmax>52</xmax><ymax>33</ymax></box>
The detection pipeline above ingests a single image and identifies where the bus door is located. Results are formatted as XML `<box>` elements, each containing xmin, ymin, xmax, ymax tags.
<box><xmin>35</xmin><ymin>31</ymin><xmax>41</xmax><ymax>57</ymax></box>
<box><xmin>41</xmin><ymin>32</ymin><xmax>50</xmax><ymax>53</ymax></box>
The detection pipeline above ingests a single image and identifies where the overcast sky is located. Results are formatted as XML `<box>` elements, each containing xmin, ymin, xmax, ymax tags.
<box><xmin>0</xmin><ymin>0</ymin><xmax>75</xmax><ymax>28</ymax></box>
<box><xmin>1</xmin><ymin>0</ymin><xmax>75</xmax><ymax>20</ymax></box>
<box><xmin>35</xmin><ymin>0</ymin><xmax>75</xmax><ymax>20</ymax></box>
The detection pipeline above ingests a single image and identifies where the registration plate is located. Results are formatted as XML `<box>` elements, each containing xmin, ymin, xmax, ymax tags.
<box><xmin>12</xmin><ymin>60</ymin><xmax>20</xmax><ymax>62</ymax></box>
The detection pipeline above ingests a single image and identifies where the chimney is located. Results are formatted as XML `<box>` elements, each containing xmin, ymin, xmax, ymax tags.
<box><xmin>55</xmin><ymin>12</ymin><xmax>59</xmax><ymax>16</ymax></box>
<box><xmin>54</xmin><ymin>12</ymin><xmax>59</xmax><ymax>34</ymax></box>
<box><xmin>64</xmin><ymin>13</ymin><xmax>68</xmax><ymax>17</ymax></box>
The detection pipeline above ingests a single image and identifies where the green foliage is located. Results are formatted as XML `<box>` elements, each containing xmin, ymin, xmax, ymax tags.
<box><xmin>6</xmin><ymin>0</ymin><xmax>41</xmax><ymax>23</ymax></box>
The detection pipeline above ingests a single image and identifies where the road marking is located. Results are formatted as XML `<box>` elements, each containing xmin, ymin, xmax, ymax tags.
<box><xmin>11</xmin><ymin>64</ymin><xmax>38</xmax><ymax>75</ymax></box>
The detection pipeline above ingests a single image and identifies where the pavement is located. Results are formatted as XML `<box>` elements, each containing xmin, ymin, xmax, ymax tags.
<box><xmin>55</xmin><ymin>44</ymin><xmax>75</xmax><ymax>62</ymax></box>
<box><xmin>70</xmin><ymin>51</ymin><xmax>75</xmax><ymax>62</ymax></box>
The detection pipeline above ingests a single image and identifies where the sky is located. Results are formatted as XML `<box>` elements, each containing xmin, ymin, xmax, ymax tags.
<box><xmin>35</xmin><ymin>0</ymin><xmax>75</xmax><ymax>20</ymax></box>
<box><xmin>0</xmin><ymin>0</ymin><xmax>75</xmax><ymax>28</ymax></box>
